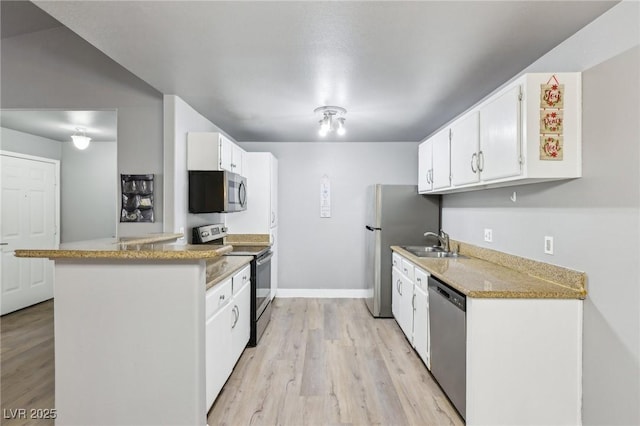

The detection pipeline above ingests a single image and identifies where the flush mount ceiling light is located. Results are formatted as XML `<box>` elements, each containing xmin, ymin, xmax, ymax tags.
<box><xmin>71</xmin><ymin>127</ymin><xmax>91</xmax><ymax>150</ymax></box>
<box><xmin>314</xmin><ymin>106</ymin><xmax>347</xmax><ymax>137</ymax></box>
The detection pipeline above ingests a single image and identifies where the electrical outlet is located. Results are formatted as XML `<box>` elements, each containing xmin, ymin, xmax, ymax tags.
<box><xmin>484</xmin><ymin>228</ymin><xmax>493</xmax><ymax>242</ymax></box>
<box><xmin>544</xmin><ymin>236</ymin><xmax>554</xmax><ymax>255</ymax></box>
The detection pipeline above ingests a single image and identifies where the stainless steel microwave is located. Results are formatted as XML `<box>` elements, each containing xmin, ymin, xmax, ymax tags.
<box><xmin>188</xmin><ymin>171</ymin><xmax>247</xmax><ymax>213</ymax></box>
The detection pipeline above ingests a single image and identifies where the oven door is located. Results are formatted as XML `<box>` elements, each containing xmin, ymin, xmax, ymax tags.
<box><xmin>226</xmin><ymin>172</ymin><xmax>247</xmax><ymax>212</ymax></box>
<box><xmin>255</xmin><ymin>251</ymin><xmax>272</xmax><ymax>318</ymax></box>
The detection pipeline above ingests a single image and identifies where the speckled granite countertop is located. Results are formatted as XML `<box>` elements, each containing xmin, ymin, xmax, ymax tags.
<box><xmin>205</xmin><ymin>256</ymin><xmax>253</xmax><ymax>290</ymax></box>
<box><xmin>15</xmin><ymin>233</ymin><xmax>232</xmax><ymax>260</ymax></box>
<box><xmin>223</xmin><ymin>233</ymin><xmax>271</xmax><ymax>246</ymax></box>
<box><xmin>391</xmin><ymin>244</ymin><xmax>586</xmax><ymax>299</ymax></box>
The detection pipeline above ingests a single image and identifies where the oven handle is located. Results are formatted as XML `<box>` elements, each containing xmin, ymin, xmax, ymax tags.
<box><xmin>256</xmin><ymin>252</ymin><xmax>273</xmax><ymax>266</ymax></box>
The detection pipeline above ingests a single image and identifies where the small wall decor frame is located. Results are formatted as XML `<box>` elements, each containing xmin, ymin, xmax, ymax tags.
<box><xmin>120</xmin><ymin>174</ymin><xmax>155</xmax><ymax>222</ymax></box>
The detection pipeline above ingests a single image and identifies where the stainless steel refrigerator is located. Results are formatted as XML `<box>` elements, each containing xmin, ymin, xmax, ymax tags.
<box><xmin>365</xmin><ymin>184</ymin><xmax>440</xmax><ymax>317</ymax></box>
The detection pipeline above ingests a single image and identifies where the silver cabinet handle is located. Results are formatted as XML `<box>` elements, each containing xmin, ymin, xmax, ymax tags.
<box><xmin>412</xmin><ymin>294</ymin><xmax>416</xmax><ymax>310</ymax></box>
<box><xmin>0</xmin><ymin>243</ymin><xmax>7</xmax><ymax>246</ymax></box>
<box><xmin>399</xmin><ymin>281</ymin><xmax>402</xmax><ymax>296</ymax></box>
<box><xmin>396</xmin><ymin>279</ymin><xmax>401</xmax><ymax>295</ymax></box>
<box><xmin>478</xmin><ymin>151</ymin><xmax>485</xmax><ymax>172</ymax></box>
<box><xmin>219</xmin><ymin>294</ymin><xmax>225</xmax><ymax>301</ymax></box>
<box><xmin>471</xmin><ymin>153</ymin><xmax>478</xmax><ymax>173</ymax></box>
<box><xmin>231</xmin><ymin>305</ymin><xmax>239</xmax><ymax>328</ymax></box>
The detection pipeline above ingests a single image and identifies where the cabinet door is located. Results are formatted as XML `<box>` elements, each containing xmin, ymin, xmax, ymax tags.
<box><xmin>418</xmin><ymin>141</ymin><xmax>432</xmax><ymax>193</ymax></box>
<box><xmin>413</xmin><ymin>285</ymin><xmax>430</xmax><ymax>369</ymax></box>
<box><xmin>480</xmin><ymin>85</ymin><xmax>522</xmax><ymax>181</ymax></box>
<box><xmin>391</xmin><ymin>267</ymin><xmax>402</xmax><ymax>322</ymax></box>
<box><xmin>187</xmin><ymin>132</ymin><xmax>222</xmax><ymax>171</ymax></box>
<box><xmin>431</xmin><ymin>128</ymin><xmax>451</xmax><ymax>190</ymax></box>
<box><xmin>219</xmin><ymin>135</ymin><xmax>234</xmax><ymax>172</ymax></box>
<box><xmin>270</xmin><ymin>228</ymin><xmax>278</xmax><ymax>300</ymax></box>
<box><xmin>270</xmin><ymin>157</ymin><xmax>278</xmax><ymax>228</ymax></box>
<box><xmin>231</xmin><ymin>144</ymin><xmax>244</xmax><ymax>176</ymax></box>
<box><xmin>451</xmin><ymin>111</ymin><xmax>480</xmax><ymax>186</ymax></box>
<box><xmin>205</xmin><ymin>302</ymin><xmax>232</xmax><ymax>410</ymax></box>
<box><xmin>230</xmin><ymin>279</ymin><xmax>251</xmax><ymax>365</ymax></box>
<box><xmin>399</xmin><ymin>275</ymin><xmax>415</xmax><ymax>342</ymax></box>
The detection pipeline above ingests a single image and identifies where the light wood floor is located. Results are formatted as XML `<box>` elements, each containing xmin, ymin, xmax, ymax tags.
<box><xmin>1</xmin><ymin>298</ymin><xmax>463</xmax><ymax>426</ymax></box>
<box><xmin>208</xmin><ymin>298</ymin><xmax>463</xmax><ymax>425</ymax></box>
<box><xmin>1</xmin><ymin>300</ymin><xmax>55</xmax><ymax>426</ymax></box>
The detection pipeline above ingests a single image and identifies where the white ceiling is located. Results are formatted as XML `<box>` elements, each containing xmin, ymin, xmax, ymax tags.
<box><xmin>0</xmin><ymin>110</ymin><xmax>117</xmax><ymax>142</ymax></box>
<box><xmin>29</xmin><ymin>1</ymin><xmax>617</xmax><ymax>142</ymax></box>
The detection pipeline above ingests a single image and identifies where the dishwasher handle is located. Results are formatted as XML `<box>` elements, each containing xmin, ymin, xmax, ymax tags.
<box><xmin>428</xmin><ymin>276</ymin><xmax>466</xmax><ymax>312</ymax></box>
<box><xmin>436</xmin><ymin>286</ymin><xmax>451</xmax><ymax>299</ymax></box>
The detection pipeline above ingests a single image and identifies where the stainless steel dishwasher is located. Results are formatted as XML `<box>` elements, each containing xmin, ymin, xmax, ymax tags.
<box><xmin>428</xmin><ymin>275</ymin><xmax>466</xmax><ymax>420</ymax></box>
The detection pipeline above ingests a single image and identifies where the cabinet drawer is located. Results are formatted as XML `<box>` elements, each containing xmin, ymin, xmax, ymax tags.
<box><xmin>392</xmin><ymin>252</ymin><xmax>402</xmax><ymax>269</ymax></box>
<box><xmin>232</xmin><ymin>265</ymin><xmax>251</xmax><ymax>294</ymax></box>
<box><xmin>206</xmin><ymin>278</ymin><xmax>232</xmax><ymax>320</ymax></box>
<box><xmin>415</xmin><ymin>267</ymin><xmax>429</xmax><ymax>291</ymax></box>
<box><xmin>401</xmin><ymin>258</ymin><xmax>415</xmax><ymax>282</ymax></box>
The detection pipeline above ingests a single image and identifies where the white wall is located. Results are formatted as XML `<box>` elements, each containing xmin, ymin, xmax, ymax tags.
<box><xmin>1</xmin><ymin>127</ymin><xmax>117</xmax><ymax>243</ymax></box>
<box><xmin>1</xmin><ymin>127</ymin><xmax>62</xmax><ymax>160</ymax></box>
<box><xmin>163</xmin><ymin>95</ymin><xmax>234</xmax><ymax>241</ymax></box>
<box><xmin>239</xmin><ymin>142</ymin><xmax>418</xmax><ymax>292</ymax></box>
<box><xmin>60</xmin><ymin>141</ymin><xmax>117</xmax><ymax>242</ymax></box>
<box><xmin>441</xmin><ymin>3</ymin><xmax>640</xmax><ymax>424</ymax></box>
<box><xmin>1</xmin><ymin>26</ymin><xmax>163</xmax><ymax>237</ymax></box>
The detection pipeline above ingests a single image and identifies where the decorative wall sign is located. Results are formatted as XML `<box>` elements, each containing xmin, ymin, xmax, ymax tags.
<box><xmin>120</xmin><ymin>174</ymin><xmax>155</xmax><ymax>222</ymax></box>
<box><xmin>540</xmin><ymin>109</ymin><xmax>564</xmax><ymax>134</ymax></box>
<box><xmin>540</xmin><ymin>76</ymin><xmax>564</xmax><ymax>108</ymax></box>
<box><xmin>540</xmin><ymin>135</ymin><xmax>563</xmax><ymax>160</ymax></box>
<box><xmin>540</xmin><ymin>75</ymin><xmax>565</xmax><ymax>160</ymax></box>
<box><xmin>320</xmin><ymin>174</ymin><xmax>331</xmax><ymax>218</ymax></box>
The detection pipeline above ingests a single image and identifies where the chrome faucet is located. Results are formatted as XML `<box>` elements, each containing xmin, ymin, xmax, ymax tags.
<box><xmin>424</xmin><ymin>229</ymin><xmax>450</xmax><ymax>252</ymax></box>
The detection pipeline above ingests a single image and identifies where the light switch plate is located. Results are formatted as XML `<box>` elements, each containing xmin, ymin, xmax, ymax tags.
<box><xmin>544</xmin><ymin>236</ymin><xmax>554</xmax><ymax>254</ymax></box>
<box><xmin>484</xmin><ymin>228</ymin><xmax>493</xmax><ymax>242</ymax></box>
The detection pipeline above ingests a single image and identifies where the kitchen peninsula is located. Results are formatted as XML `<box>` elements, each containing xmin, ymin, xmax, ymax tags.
<box><xmin>15</xmin><ymin>234</ymin><xmax>250</xmax><ymax>426</ymax></box>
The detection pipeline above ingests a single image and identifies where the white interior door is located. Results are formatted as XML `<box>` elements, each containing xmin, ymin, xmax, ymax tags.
<box><xmin>1</xmin><ymin>153</ymin><xmax>58</xmax><ymax>315</ymax></box>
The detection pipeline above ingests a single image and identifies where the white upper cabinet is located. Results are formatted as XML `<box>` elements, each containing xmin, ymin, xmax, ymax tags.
<box><xmin>418</xmin><ymin>141</ymin><xmax>432</xmax><ymax>192</ymax></box>
<box><xmin>450</xmin><ymin>111</ymin><xmax>480</xmax><ymax>187</ymax></box>
<box><xmin>479</xmin><ymin>85</ymin><xmax>522</xmax><ymax>181</ymax></box>
<box><xmin>419</xmin><ymin>72</ymin><xmax>581</xmax><ymax>194</ymax></box>
<box><xmin>187</xmin><ymin>132</ymin><xmax>246</xmax><ymax>176</ymax></box>
<box><xmin>418</xmin><ymin>128</ymin><xmax>450</xmax><ymax>192</ymax></box>
<box><xmin>226</xmin><ymin>153</ymin><xmax>278</xmax><ymax>234</ymax></box>
<box><xmin>431</xmin><ymin>128</ymin><xmax>450</xmax><ymax>190</ymax></box>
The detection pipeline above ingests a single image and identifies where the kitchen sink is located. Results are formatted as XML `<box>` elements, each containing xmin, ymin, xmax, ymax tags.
<box><xmin>402</xmin><ymin>245</ymin><xmax>445</xmax><ymax>253</ymax></box>
<box><xmin>401</xmin><ymin>245</ymin><xmax>467</xmax><ymax>259</ymax></box>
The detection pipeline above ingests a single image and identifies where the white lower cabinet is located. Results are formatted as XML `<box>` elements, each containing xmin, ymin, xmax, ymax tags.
<box><xmin>205</xmin><ymin>298</ymin><xmax>232</xmax><ymax>410</ymax></box>
<box><xmin>413</xmin><ymin>268</ymin><xmax>430</xmax><ymax>368</ymax></box>
<box><xmin>398</xmin><ymin>273</ymin><xmax>414</xmax><ymax>339</ymax></box>
<box><xmin>392</xmin><ymin>253</ymin><xmax>431</xmax><ymax>369</ymax></box>
<box><xmin>205</xmin><ymin>264</ymin><xmax>251</xmax><ymax>411</ymax></box>
<box><xmin>466</xmin><ymin>298</ymin><xmax>583</xmax><ymax>425</ymax></box>
<box><xmin>230</xmin><ymin>276</ymin><xmax>250</xmax><ymax>364</ymax></box>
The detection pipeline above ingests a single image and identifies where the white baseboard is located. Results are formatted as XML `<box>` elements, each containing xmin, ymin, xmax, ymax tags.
<box><xmin>275</xmin><ymin>289</ymin><xmax>369</xmax><ymax>299</ymax></box>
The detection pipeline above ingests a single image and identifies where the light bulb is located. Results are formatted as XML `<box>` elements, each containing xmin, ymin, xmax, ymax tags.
<box><xmin>71</xmin><ymin>134</ymin><xmax>91</xmax><ymax>150</ymax></box>
<box><xmin>336</xmin><ymin>118</ymin><xmax>346</xmax><ymax>136</ymax></box>
<box><xmin>321</xmin><ymin>115</ymin><xmax>331</xmax><ymax>132</ymax></box>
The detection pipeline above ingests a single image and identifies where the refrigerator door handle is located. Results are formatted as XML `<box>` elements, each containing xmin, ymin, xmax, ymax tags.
<box><xmin>365</xmin><ymin>225</ymin><xmax>382</xmax><ymax>231</ymax></box>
